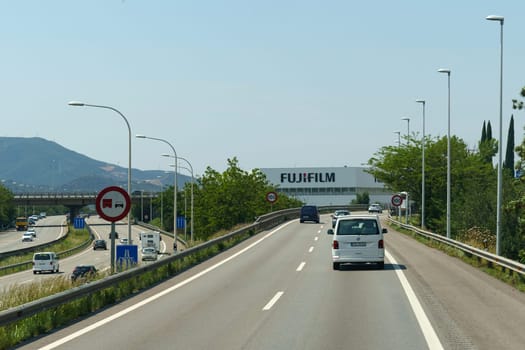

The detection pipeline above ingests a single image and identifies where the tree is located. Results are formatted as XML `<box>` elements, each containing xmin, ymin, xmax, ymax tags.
<box><xmin>154</xmin><ymin>157</ymin><xmax>302</xmax><ymax>240</ymax></box>
<box><xmin>368</xmin><ymin>135</ymin><xmax>496</xmax><ymax>237</ymax></box>
<box><xmin>503</xmin><ymin>115</ymin><xmax>515</xmax><ymax>176</ymax></box>
<box><xmin>0</xmin><ymin>184</ymin><xmax>15</xmax><ymax>229</ymax></box>
<box><xmin>479</xmin><ymin>120</ymin><xmax>497</xmax><ymax>164</ymax></box>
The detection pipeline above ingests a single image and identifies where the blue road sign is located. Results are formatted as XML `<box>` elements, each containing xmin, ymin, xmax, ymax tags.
<box><xmin>177</xmin><ymin>215</ymin><xmax>185</xmax><ymax>229</ymax></box>
<box><xmin>73</xmin><ymin>217</ymin><xmax>85</xmax><ymax>229</ymax></box>
<box><xmin>116</xmin><ymin>245</ymin><xmax>138</xmax><ymax>270</ymax></box>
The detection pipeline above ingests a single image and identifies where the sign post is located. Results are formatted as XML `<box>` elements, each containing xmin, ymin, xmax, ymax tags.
<box><xmin>96</xmin><ymin>186</ymin><xmax>131</xmax><ymax>274</ymax></box>
<box><xmin>266</xmin><ymin>191</ymin><xmax>278</xmax><ymax>212</ymax></box>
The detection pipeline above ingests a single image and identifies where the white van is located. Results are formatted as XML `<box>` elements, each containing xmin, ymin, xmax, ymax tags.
<box><xmin>33</xmin><ymin>252</ymin><xmax>60</xmax><ymax>274</ymax></box>
<box><xmin>328</xmin><ymin>215</ymin><xmax>387</xmax><ymax>270</ymax></box>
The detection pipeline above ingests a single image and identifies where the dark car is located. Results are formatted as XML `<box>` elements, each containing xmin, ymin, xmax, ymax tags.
<box><xmin>300</xmin><ymin>205</ymin><xmax>320</xmax><ymax>223</ymax></box>
<box><xmin>71</xmin><ymin>265</ymin><xmax>97</xmax><ymax>281</ymax></box>
<box><xmin>93</xmin><ymin>239</ymin><xmax>107</xmax><ymax>250</ymax></box>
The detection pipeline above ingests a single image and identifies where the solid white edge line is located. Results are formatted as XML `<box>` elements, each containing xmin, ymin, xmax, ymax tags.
<box><xmin>296</xmin><ymin>262</ymin><xmax>306</xmax><ymax>271</ymax></box>
<box><xmin>262</xmin><ymin>291</ymin><xmax>284</xmax><ymax>311</ymax></box>
<box><xmin>386</xmin><ymin>250</ymin><xmax>444</xmax><ymax>350</ymax></box>
<box><xmin>39</xmin><ymin>220</ymin><xmax>296</xmax><ymax>350</ymax></box>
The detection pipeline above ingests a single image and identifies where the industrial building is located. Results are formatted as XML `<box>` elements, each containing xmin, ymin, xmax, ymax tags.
<box><xmin>259</xmin><ymin>167</ymin><xmax>392</xmax><ymax>206</ymax></box>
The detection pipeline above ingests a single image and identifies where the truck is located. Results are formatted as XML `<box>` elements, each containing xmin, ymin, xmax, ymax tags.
<box><xmin>139</xmin><ymin>231</ymin><xmax>161</xmax><ymax>253</ymax></box>
<box><xmin>16</xmin><ymin>216</ymin><xmax>28</xmax><ymax>231</ymax></box>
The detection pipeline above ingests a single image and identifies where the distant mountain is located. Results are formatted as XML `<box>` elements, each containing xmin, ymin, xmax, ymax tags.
<box><xmin>0</xmin><ymin>137</ymin><xmax>189</xmax><ymax>193</ymax></box>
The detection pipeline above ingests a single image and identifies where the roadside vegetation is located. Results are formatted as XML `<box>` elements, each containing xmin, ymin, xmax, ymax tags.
<box><xmin>366</xmin><ymin>86</ymin><xmax>525</xmax><ymax>263</ymax></box>
<box><xmin>389</xmin><ymin>221</ymin><xmax>525</xmax><ymax>293</ymax></box>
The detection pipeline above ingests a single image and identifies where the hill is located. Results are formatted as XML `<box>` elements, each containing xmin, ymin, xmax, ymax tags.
<box><xmin>0</xmin><ymin>137</ymin><xmax>188</xmax><ymax>193</ymax></box>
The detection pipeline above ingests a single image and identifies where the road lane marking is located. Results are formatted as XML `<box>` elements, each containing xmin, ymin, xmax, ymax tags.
<box><xmin>262</xmin><ymin>291</ymin><xmax>284</xmax><ymax>311</ymax></box>
<box><xmin>296</xmin><ymin>262</ymin><xmax>306</xmax><ymax>271</ymax></box>
<box><xmin>314</xmin><ymin>236</ymin><xmax>319</xmax><ymax>241</ymax></box>
<box><xmin>308</xmin><ymin>246</ymin><xmax>314</xmax><ymax>253</ymax></box>
<box><xmin>386</xmin><ymin>250</ymin><xmax>444</xmax><ymax>350</ymax></box>
<box><xmin>39</xmin><ymin>220</ymin><xmax>296</xmax><ymax>350</ymax></box>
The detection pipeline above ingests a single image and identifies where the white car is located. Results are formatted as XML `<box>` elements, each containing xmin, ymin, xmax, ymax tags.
<box><xmin>368</xmin><ymin>204</ymin><xmax>383</xmax><ymax>213</ymax></box>
<box><xmin>328</xmin><ymin>215</ymin><xmax>387</xmax><ymax>270</ymax></box>
<box><xmin>27</xmin><ymin>228</ymin><xmax>36</xmax><ymax>237</ymax></box>
<box><xmin>33</xmin><ymin>252</ymin><xmax>60</xmax><ymax>274</ymax></box>
<box><xmin>22</xmin><ymin>232</ymin><xmax>34</xmax><ymax>242</ymax></box>
<box><xmin>141</xmin><ymin>247</ymin><xmax>158</xmax><ymax>261</ymax></box>
<box><xmin>331</xmin><ymin>209</ymin><xmax>351</xmax><ymax>228</ymax></box>
<box><xmin>120</xmin><ymin>238</ymin><xmax>129</xmax><ymax>244</ymax></box>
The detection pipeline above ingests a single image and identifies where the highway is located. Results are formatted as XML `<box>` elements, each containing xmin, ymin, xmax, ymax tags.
<box><xmin>0</xmin><ymin>216</ymin><xmax>67</xmax><ymax>253</ymax></box>
<box><xmin>0</xmin><ymin>217</ymin><xmax>173</xmax><ymax>288</ymax></box>
<box><xmin>15</xmin><ymin>214</ymin><xmax>525</xmax><ymax>350</ymax></box>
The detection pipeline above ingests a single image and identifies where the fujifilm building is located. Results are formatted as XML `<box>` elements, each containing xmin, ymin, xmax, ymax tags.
<box><xmin>259</xmin><ymin>167</ymin><xmax>392</xmax><ymax>207</ymax></box>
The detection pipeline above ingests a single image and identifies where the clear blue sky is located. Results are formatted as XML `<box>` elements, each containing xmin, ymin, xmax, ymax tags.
<box><xmin>2</xmin><ymin>1</ymin><xmax>524</xmax><ymax>176</ymax></box>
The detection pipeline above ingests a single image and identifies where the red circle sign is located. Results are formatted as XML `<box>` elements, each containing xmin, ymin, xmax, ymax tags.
<box><xmin>95</xmin><ymin>186</ymin><xmax>131</xmax><ymax>222</ymax></box>
<box><xmin>266</xmin><ymin>191</ymin><xmax>278</xmax><ymax>203</ymax></box>
<box><xmin>391</xmin><ymin>194</ymin><xmax>403</xmax><ymax>207</ymax></box>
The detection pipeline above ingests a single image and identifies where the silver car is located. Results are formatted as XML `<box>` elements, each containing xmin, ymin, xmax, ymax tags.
<box><xmin>331</xmin><ymin>209</ymin><xmax>351</xmax><ymax>228</ymax></box>
<box><xmin>141</xmin><ymin>247</ymin><xmax>158</xmax><ymax>261</ymax></box>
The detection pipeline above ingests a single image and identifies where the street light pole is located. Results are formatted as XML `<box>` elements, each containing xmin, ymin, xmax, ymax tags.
<box><xmin>164</xmin><ymin>154</ymin><xmax>194</xmax><ymax>243</ymax></box>
<box><xmin>393</xmin><ymin>131</ymin><xmax>401</xmax><ymax>147</ymax></box>
<box><xmin>68</xmin><ymin>101</ymin><xmax>133</xmax><ymax>243</ymax></box>
<box><xmin>486</xmin><ymin>15</ymin><xmax>504</xmax><ymax>256</ymax></box>
<box><xmin>136</xmin><ymin>135</ymin><xmax>178</xmax><ymax>252</ymax></box>
<box><xmin>401</xmin><ymin>117</ymin><xmax>411</xmax><ymax>144</ymax></box>
<box><xmin>416</xmin><ymin>99</ymin><xmax>426</xmax><ymax>228</ymax></box>
<box><xmin>438</xmin><ymin>68</ymin><xmax>451</xmax><ymax>239</ymax></box>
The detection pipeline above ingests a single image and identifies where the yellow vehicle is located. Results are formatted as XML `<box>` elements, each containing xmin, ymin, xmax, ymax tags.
<box><xmin>16</xmin><ymin>216</ymin><xmax>28</xmax><ymax>231</ymax></box>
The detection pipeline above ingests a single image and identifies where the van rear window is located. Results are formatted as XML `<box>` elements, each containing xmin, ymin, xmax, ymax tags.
<box><xmin>34</xmin><ymin>254</ymin><xmax>51</xmax><ymax>260</ymax></box>
<box><xmin>337</xmin><ymin>219</ymin><xmax>379</xmax><ymax>235</ymax></box>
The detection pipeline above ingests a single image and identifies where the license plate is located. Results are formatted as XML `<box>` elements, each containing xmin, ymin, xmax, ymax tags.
<box><xmin>351</xmin><ymin>242</ymin><xmax>366</xmax><ymax>247</ymax></box>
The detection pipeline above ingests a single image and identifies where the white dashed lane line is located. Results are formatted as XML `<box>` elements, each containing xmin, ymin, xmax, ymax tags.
<box><xmin>262</xmin><ymin>291</ymin><xmax>284</xmax><ymax>311</ymax></box>
<box><xmin>296</xmin><ymin>262</ymin><xmax>306</xmax><ymax>271</ymax></box>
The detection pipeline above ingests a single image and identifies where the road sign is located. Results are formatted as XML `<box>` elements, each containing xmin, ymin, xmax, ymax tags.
<box><xmin>266</xmin><ymin>191</ymin><xmax>278</xmax><ymax>203</ymax></box>
<box><xmin>73</xmin><ymin>217</ymin><xmax>85</xmax><ymax>229</ymax></box>
<box><xmin>116</xmin><ymin>244</ymin><xmax>138</xmax><ymax>269</ymax></box>
<box><xmin>95</xmin><ymin>186</ymin><xmax>131</xmax><ymax>222</ymax></box>
<box><xmin>391</xmin><ymin>194</ymin><xmax>403</xmax><ymax>207</ymax></box>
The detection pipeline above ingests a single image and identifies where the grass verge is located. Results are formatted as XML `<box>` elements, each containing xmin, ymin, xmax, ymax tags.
<box><xmin>0</xmin><ymin>228</ymin><xmax>255</xmax><ymax>350</ymax></box>
<box><xmin>387</xmin><ymin>222</ymin><xmax>525</xmax><ymax>293</ymax></box>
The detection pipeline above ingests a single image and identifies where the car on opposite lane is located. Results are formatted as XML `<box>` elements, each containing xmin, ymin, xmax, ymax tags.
<box><xmin>141</xmin><ymin>247</ymin><xmax>158</xmax><ymax>261</ymax></box>
<box><xmin>93</xmin><ymin>239</ymin><xmax>107</xmax><ymax>250</ymax></box>
<box><xmin>71</xmin><ymin>265</ymin><xmax>97</xmax><ymax>281</ymax></box>
<box><xmin>22</xmin><ymin>232</ymin><xmax>34</xmax><ymax>242</ymax></box>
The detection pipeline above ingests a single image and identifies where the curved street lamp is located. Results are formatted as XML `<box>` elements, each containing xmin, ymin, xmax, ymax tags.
<box><xmin>438</xmin><ymin>68</ymin><xmax>451</xmax><ymax>239</ymax></box>
<box><xmin>68</xmin><ymin>101</ymin><xmax>133</xmax><ymax>243</ymax></box>
<box><xmin>401</xmin><ymin>117</ymin><xmax>411</xmax><ymax>145</ymax></box>
<box><xmin>136</xmin><ymin>135</ymin><xmax>178</xmax><ymax>252</ymax></box>
<box><xmin>416</xmin><ymin>99</ymin><xmax>426</xmax><ymax>229</ymax></box>
<box><xmin>164</xmin><ymin>154</ymin><xmax>194</xmax><ymax>243</ymax></box>
<box><xmin>486</xmin><ymin>15</ymin><xmax>504</xmax><ymax>256</ymax></box>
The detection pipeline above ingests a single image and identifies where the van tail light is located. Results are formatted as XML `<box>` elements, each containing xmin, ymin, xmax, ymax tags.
<box><xmin>378</xmin><ymin>239</ymin><xmax>384</xmax><ymax>249</ymax></box>
<box><xmin>333</xmin><ymin>240</ymin><xmax>339</xmax><ymax>249</ymax></box>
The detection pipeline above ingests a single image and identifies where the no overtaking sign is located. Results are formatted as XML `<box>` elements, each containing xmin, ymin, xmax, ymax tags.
<box><xmin>96</xmin><ymin>186</ymin><xmax>131</xmax><ymax>222</ymax></box>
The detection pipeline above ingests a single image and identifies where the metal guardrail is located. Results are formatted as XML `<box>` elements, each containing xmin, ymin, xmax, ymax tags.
<box><xmin>387</xmin><ymin>216</ymin><xmax>525</xmax><ymax>276</ymax></box>
<box><xmin>0</xmin><ymin>207</ymin><xmax>302</xmax><ymax>326</ymax></box>
<box><xmin>0</xmin><ymin>205</ymin><xmax>387</xmax><ymax>326</ymax></box>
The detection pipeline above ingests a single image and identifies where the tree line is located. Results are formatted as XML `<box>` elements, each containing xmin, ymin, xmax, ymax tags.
<box><xmin>366</xmin><ymin>87</ymin><xmax>525</xmax><ymax>262</ymax></box>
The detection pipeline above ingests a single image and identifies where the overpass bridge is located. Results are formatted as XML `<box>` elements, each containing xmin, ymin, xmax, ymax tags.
<box><xmin>12</xmin><ymin>192</ymin><xmax>156</xmax><ymax>219</ymax></box>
